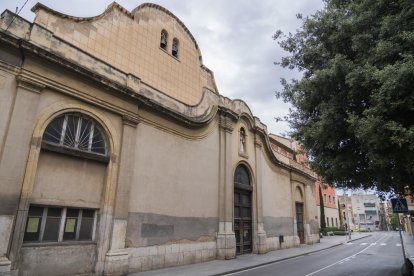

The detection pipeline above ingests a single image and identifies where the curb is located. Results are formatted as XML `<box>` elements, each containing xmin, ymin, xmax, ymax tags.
<box><xmin>213</xmin><ymin>234</ymin><xmax>372</xmax><ymax>276</ymax></box>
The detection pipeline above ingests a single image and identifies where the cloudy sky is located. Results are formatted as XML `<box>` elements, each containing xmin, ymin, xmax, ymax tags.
<box><xmin>1</xmin><ymin>0</ymin><xmax>324</xmax><ymax>135</ymax></box>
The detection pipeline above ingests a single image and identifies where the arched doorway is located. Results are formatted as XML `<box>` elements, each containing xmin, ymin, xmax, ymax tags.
<box><xmin>234</xmin><ymin>164</ymin><xmax>252</xmax><ymax>254</ymax></box>
<box><xmin>295</xmin><ymin>186</ymin><xmax>305</xmax><ymax>244</ymax></box>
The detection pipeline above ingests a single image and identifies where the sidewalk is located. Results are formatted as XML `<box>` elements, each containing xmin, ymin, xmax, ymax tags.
<box><xmin>402</xmin><ymin>231</ymin><xmax>414</xmax><ymax>263</ymax></box>
<box><xmin>130</xmin><ymin>232</ymin><xmax>372</xmax><ymax>276</ymax></box>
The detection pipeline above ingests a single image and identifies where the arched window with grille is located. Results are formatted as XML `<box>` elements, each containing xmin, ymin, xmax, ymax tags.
<box><xmin>160</xmin><ymin>30</ymin><xmax>168</xmax><ymax>50</ymax></box>
<box><xmin>42</xmin><ymin>113</ymin><xmax>108</xmax><ymax>160</ymax></box>
<box><xmin>234</xmin><ymin>165</ymin><xmax>250</xmax><ymax>187</ymax></box>
<box><xmin>172</xmin><ymin>38</ymin><xmax>179</xmax><ymax>58</ymax></box>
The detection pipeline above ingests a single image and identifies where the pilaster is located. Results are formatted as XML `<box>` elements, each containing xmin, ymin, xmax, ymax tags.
<box><xmin>3</xmin><ymin>75</ymin><xmax>44</xmax><ymax>271</ymax></box>
<box><xmin>104</xmin><ymin>115</ymin><xmax>139</xmax><ymax>274</ymax></box>
<box><xmin>254</xmin><ymin>132</ymin><xmax>267</xmax><ymax>254</ymax></box>
<box><xmin>217</xmin><ymin>113</ymin><xmax>236</xmax><ymax>259</ymax></box>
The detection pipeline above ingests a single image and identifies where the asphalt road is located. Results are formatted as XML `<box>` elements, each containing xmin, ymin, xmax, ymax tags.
<box><xmin>227</xmin><ymin>232</ymin><xmax>403</xmax><ymax>276</ymax></box>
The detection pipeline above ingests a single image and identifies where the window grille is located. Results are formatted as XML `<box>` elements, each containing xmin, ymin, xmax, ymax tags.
<box><xmin>234</xmin><ymin>165</ymin><xmax>250</xmax><ymax>186</ymax></box>
<box><xmin>43</xmin><ymin>113</ymin><xmax>107</xmax><ymax>156</ymax></box>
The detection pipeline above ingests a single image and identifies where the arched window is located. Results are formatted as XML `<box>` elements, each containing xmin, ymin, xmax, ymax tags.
<box><xmin>172</xmin><ymin>38</ymin><xmax>179</xmax><ymax>58</ymax></box>
<box><xmin>160</xmin><ymin>30</ymin><xmax>168</xmax><ymax>50</ymax></box>
<box><xmin>42</xmin><ymin>113</ymin><xmax>107</xmax><ymax>156</ymax></box>
<box><xmin>234</xmin><ymin>165</ymin><xmax>250</xmax><ymax>186</ymax></box>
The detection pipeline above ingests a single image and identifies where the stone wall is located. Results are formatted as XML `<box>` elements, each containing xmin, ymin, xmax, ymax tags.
<box><xmin>20</xmin><ymin>244</ymin><xmax>96</xmax><ymax>275</ymax></box>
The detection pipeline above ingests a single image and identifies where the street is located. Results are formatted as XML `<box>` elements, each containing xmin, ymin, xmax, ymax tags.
<box><xmin>227</xmin><ymin>232</ymin><xmax>402</xmax><ymax>276</ymax></box>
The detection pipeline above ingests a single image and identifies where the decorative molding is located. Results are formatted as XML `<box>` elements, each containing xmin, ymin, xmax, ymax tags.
<box><xmin>126</xmin><ymin>74</ymin><xmax>141</xmax><ymax>92</ymax></box>
<box><xmin>254</xmin><ymin>133</ymin><xmax>263</xmax><ymax>148</ymax></box>
<box><xmin>122</xmin><ymin>115</ymin><xmax>140</xmax><ymax>128</ymax></box>
<box><xmin>30</xmin><ymin>137</ymin><xmax>42</xmax><ymax>148</ymax></box>
<box><xmin>16</xmin><ymin>76</ymin><xmax>45</xmax><ymax>94</ymax></box>
<box><xmin>110</xmin><ymin>153</ymin><xmax>117</xmax><ymax>163</ymax></box>
<box><xmin>218</xmin><ymin>114</ymin><xmax>234</xmax><ymax>133</ymax></box>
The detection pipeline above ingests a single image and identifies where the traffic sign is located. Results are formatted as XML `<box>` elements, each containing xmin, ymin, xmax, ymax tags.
<box><xmin>391</xmin><ymin>197</ymin><xmax>408</xmax><ymax>213</ymax></box>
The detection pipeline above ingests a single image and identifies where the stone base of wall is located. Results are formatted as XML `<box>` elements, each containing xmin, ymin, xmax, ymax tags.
<box><xmin>19</xmin><ymin>244</ymin><xmax>96</xmax><ymax>276</ymax></box>
<box><xmin>0</xmin><ymin>256</ymin><xmax>11</xmax><ymax>273</ymax></box>
<box><xmin>104</xmin><ymin>251</ymin><xmax>129</xmax><ymax>275</ymax></box>
<box><xmin>216</xmin><ymin>232</ymin><xmax>236</xmax><ymax>260</ymax></box>
<box><xmin>265</xmin><ymin>235</ymin><xmax>297</xmax><ymax>252</ymax></box>
<box><xmin>104</xmin><ymin>241</ymin><xmax>216</xmax><ymax>275</ymax></box>
<box><xmin>306</xmin><ymin>234</ymin><xmax>320</xmax><ymax>245</ymax></box>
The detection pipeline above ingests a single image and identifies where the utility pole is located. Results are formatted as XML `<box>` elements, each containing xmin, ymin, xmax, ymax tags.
<box><xmin>344</xmin><ymin>191</ymin><xmax>351</xmax><ymax>240</ymax></box>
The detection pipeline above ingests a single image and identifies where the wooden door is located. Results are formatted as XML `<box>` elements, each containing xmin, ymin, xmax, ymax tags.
<box><xmin>234</xmin><ymin>188</ymin><xmax>252</xmax><ymax>254</ymax></box>
<box><xmin>296</xmin><ymin>202</ymin><xmax>305</xmax><ymax>244</ymax></box>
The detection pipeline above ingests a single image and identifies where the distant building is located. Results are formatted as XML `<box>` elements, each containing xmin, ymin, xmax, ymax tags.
<box><xmin>338</xmin><ymin>195</ymin><xmax>355</xmax><ymax>230</ymax></box>
<box><xmin>350</xmin><ymin>192</ymin><xmax>381</xmax><ymax>231</ymax></box>
<box><xmin>401</xmin><ymin>190</ymin><xmax>414</xmax><ymax>234</ymax></box>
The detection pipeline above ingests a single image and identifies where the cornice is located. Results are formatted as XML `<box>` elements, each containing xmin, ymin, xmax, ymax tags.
<box><xmin>122</xmin><ymin>115</ymin><xmax>140</xmax><ymax>128</ymax></box>
<box><xmin>31</xmin><ymin>2</ymin><xmax>134</xmax><ymax>21</ymax></box>
<box><xmin>218</xmin><ymin>113</ymin><xmax>235</xmax><ymax>133</ymax></box>
<box><xmin>16</xmin><ymin>75</ymin><xmax>45</xmax><ymax>94</ymax></box>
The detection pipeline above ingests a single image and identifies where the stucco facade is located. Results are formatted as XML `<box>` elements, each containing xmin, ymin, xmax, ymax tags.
<box><xmin>315</xmin><ymin>181</ymin><xmax>340</xmax><ymax>228</ymax></box>
<box><xmin>350</xmin><ymin>192</ymin><xmax>381</xmax><ymax>231</ymax></box>
<box><xmin>0</xmin><ymin>3</ymin><xmax>319</xmax><ymax>275</ymax></box>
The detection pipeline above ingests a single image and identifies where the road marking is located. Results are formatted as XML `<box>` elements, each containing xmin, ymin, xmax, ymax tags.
<box><xmin>361</xmin><ymin>243</ymin><xmax>367</xmax><ymax>245</ymax></box>
<box><xmin>380</xmin><ymin>243</ymin><xmax>386</xmax><ymax>246</ymax></box>
<box><xmin>397</xmin><ymin>244</ymin><xmax>401</xmax><ymax>246</ymax></box>
<box><xmin>304</xmin><ymin>235</ymin><xmax>389</xmax><ymax>276</ymax></box>
<box><xmin>338</xmin><ymin>259</ymin><xmax>351</xmax><ymax>264</ymax></box>
<box><xmin>224</xmin><ymin>255</ymin><xmax>305</xmax><ymax>275</ymax></box>
<box><xmin>371</xmin><ymin>243</ymin><xmax>377</xmax><ymax>245</ymax></box>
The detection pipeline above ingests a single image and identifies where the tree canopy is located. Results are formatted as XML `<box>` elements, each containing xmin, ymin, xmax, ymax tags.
<box><xmin>274</xmin><ymin>0</ymin><xmax>414</xmax><ymax>194</ymax></box>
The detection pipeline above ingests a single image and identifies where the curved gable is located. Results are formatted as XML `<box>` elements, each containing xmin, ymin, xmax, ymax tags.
<box><xmin>31</xmin><ymin>2</ymin><xmax>218</xmax><ymax>105</ymax></box>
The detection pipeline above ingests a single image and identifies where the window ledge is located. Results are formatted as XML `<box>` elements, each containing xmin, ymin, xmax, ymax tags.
<box><xmin>22</xmin><ymin>241</ymin><xmax>96</xmax><ymax>247</ymax></box>
<box><xmin>41</xmin><ymin>142</ymin><xmax>109</xmax><ymax>163</ymax></box>
<box><xmin>159</xmin><ymin>47</ymin><xmax>180</xmax><ymax>62</ymax></box>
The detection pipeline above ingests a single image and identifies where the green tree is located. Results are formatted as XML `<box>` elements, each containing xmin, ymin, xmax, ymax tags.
<box><xmin>319</xmin><ymin>185</ymin><xmax>326</xmax><ymax>232</ymax></box>
<box><xmin>274</xmin><ymin>0</ymin><xmax>414</xmax><ymax>194</ymax></box>
<box><xmin>390</xmin><ymin>213</ymin><xmax>400</xmax><ymax>230</ymax></box>
<box><xmin>338</xmin><ymin>199</ymin><xmax>343</xmax><ymax>228</ymax></box>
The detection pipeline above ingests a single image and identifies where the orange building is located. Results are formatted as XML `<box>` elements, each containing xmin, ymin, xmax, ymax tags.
<box><xmin>315</xmin><ymin>180</ymin><xmax>340</xmax><ymax>228</ymax></box>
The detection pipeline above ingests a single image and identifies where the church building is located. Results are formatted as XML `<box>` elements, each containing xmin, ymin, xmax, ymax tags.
<box><xmin>0</xmin><ymin>2</ymin><xmax>319</xmax><ymax>275</ymax></box>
